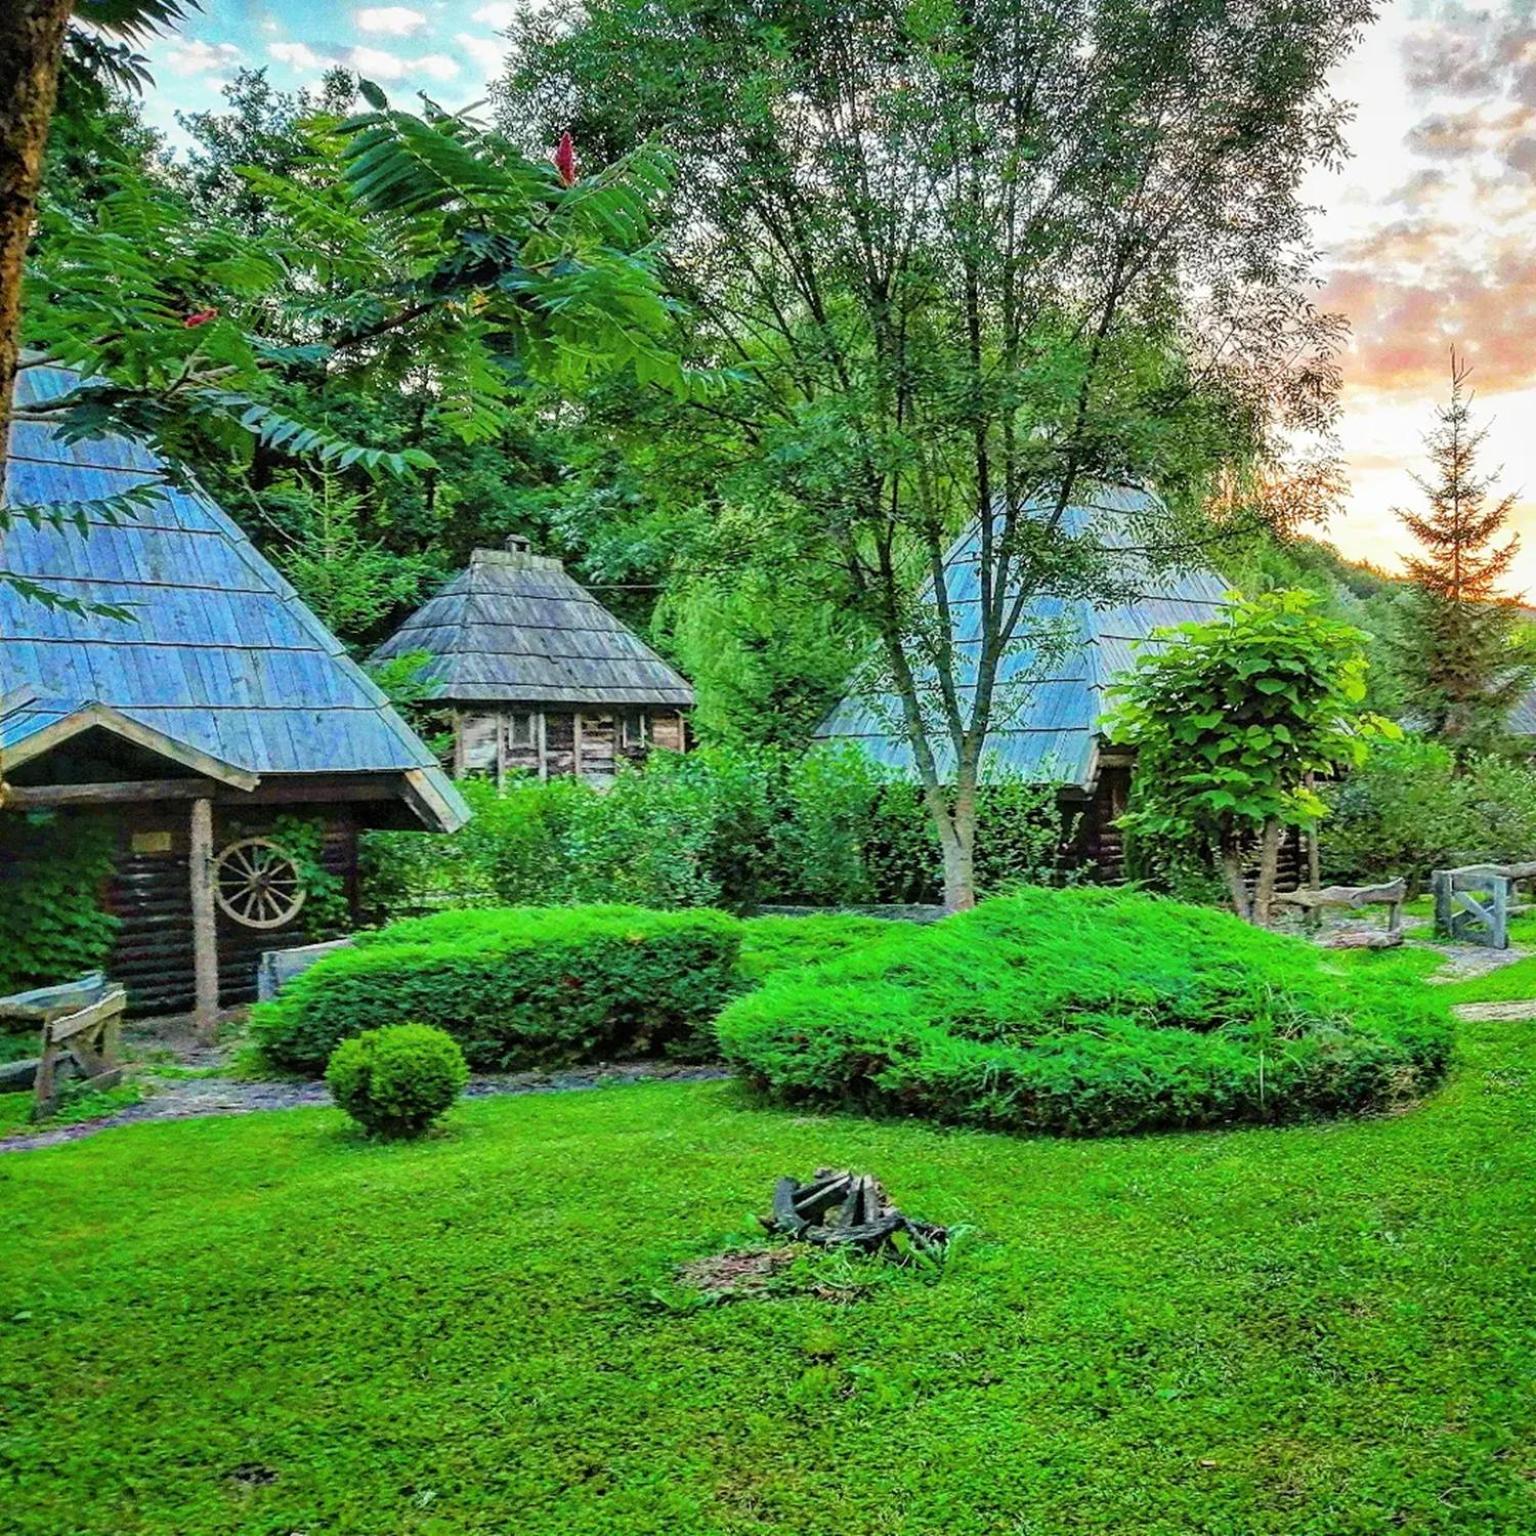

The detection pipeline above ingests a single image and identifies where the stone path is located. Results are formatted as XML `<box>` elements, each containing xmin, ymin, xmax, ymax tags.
<box><xmin>0</xmin><ymin>1061</ymin><xmax>729</xmax><ymax>1153</ymax></box>
<box><xmin>1453</xmin><ymin>1000</ymin><xmax>1536</xmax><ymax>1022</ymax></box>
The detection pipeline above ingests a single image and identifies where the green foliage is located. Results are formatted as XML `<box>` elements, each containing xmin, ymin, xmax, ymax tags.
<box><xmin>717</xmin><ymin>888</ymin><xmax>1453</xmax><ymax>1137</ymax></box>
<box><xmin>1322</xmin><ymin>736</ymin><xmax>1536</xmax><ymax>892</ymax></box>
<box><xmin>502</xmin><ymin>0</ymin><xmax>1368</xmax><ymax>904</ymax></box>
<box><xmin>251</xmin><ymin>905</ymin><xmax>744</xmax><ymax>1074</ymax></box>
<box><xmin>361</xmin><ymin>750</ymin><xmax>1074</xmax><ymax>920</ymax></box>
<box><xmin>1108</xmin><ymin>590</ymin><xmax>1396</xmax><ymax>914</ymax></box>
<box><xmin>1392</xmin><ymin>357</ymin><xmax>1536</xmax><ymax>750</ymax></box>
<box><xmin>737</xmin><ymin>914</ymin><xmax>896</xmax><ymax>984</ymax></box>
<box><xmin>0</xmin><ymin>814</ymin><xmax>119</xmax><ymax>995</ymax></box>
<box><xmin>325</xmin><ymin>1022</ymin><xmax>468</xmax><ymax>1139</ymax></box>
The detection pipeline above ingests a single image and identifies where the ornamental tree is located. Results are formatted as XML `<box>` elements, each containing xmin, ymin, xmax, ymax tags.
<box><xmin>1105</xmin><ymin>590</ymin><xmax>1398</xmax><ymax>923</ymax></box>
<box><xmin>503</xmin><ymin>0</ymin><xmax>1369</xmax><ymax>909</ymax></box>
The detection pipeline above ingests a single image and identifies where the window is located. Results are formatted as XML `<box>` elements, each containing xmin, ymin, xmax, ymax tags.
<box><xmin>505</xmin><ymin>711</ymin><xmax>537</xmax><ymax>751</ymax></box>
<box><xmin>621</xmin><ymin>710</ymin><xmax>648</xmax><ymax>749</ymax></box>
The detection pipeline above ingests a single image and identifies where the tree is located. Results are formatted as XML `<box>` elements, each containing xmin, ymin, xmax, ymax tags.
<box><xmin>1106</xmin><ymin>590</ymin><xmax>1397</xmax><ymax>923</ymax></box>
<box><xmin>504</xmin><ymin>0</ymin><xmax>1367</xmax><ymax>908</ymax></box>
<box><xmin>0</xmin><ymin>0</ymin><xmax>194</xmax><ymax>503</ymax></box>
<box><xmin>11</xmin><ymin>88</ymin><xmax>689</xmax><ymax>609</ymax></box>
<box><xmin>1393</xmin><ymin>352</ymin><xmax>1535</xmax><ymax>749</ymax></box>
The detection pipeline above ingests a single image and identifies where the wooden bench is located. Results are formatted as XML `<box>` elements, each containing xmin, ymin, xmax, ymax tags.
<box><xmin>1273</xmin><ymin>880</ymin><xmax>1407</xmax><ymax>948</ymax></box>
<box><xmin>0</xmin><ymin>974</ymin><xmax>127</xmax><ymax>1117</ymax></box>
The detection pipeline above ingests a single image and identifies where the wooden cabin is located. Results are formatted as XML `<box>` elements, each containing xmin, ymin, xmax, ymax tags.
<box><xmin>0</xmin><ymin>364</ymin><xmax>468</xmax><ymax>1022</ymax></box>
<box><xmin>369</xmin><ymin>537</ymin><xmax>694</xmax><ymax>784</ymax></box>
<box><xmin>814</xmin><ymin>485</ymin><xmax>1234</xmax><ymax>884</ymax></box>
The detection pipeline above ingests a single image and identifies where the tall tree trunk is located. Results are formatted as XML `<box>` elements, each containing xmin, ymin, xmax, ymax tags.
<box><xmin>1221</xmin><ymin>833</ymin><xmax>1252</xmax><ymax>922</ymax></box>
<box><xmin>935</xmin><ymin>776</ymin><xmax>977</xmax><ymax>912</ymax></box>
<box><xmin>1253</xmin><ymin>819</ymin><xmax>1283</xmax><ymax>927</ymax></box>
<box><xmin>0</xmin><ymin>0</ymin><xmax>71</xmax><ymax>504</ymax></box>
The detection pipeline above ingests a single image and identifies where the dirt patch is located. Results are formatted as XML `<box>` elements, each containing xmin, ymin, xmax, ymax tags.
<box><xmin>676</xmin><ymin>1247</ymin><xmax>798</xmax><ymax>1299</ymax></box>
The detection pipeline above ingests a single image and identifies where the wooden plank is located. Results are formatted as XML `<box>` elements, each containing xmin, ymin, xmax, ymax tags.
<box><xmin>1274</xmin><ymin>880</ymin><xmax>1406</xmax><ymax>911</ymax></box>
<box><xmin>190</xmin><ymin>797</ymin><xmax>219</xmax><ymax>1037</ymax></box>
<box><xmin>47</xmin><ymin>990</ymin><xmax>126</xmax><ymax>1043</ymax></box>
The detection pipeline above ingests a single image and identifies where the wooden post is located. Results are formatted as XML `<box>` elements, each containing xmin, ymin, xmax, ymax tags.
<box><xmin>572</xmin><ymin>712</ymin><xmax>584</xmax><ymax>781</ymax></box>
<box><xmin>451</xmin><ymin>710</ymin><xmax>465</xmax><ymax>779</ymax></box>
<box><xmin>190</xmin><ymin>797</ymin><xmax>219</xmax><ymax>1037</ymax></box>
<box><xmin>536</xmin><ymin>710</ymin><xmax>548</xmax><ymax>781</ymax></box>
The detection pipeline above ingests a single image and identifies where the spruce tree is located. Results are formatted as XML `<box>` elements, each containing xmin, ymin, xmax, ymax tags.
<box><xmin>1395</xmin><ymin>353</ymin><xmax>1534</xmax><ymax>748</ymax></box>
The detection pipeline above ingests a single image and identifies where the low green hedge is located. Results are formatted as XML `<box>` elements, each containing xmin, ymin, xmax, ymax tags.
<box><xmin>252</xmin><ymin>905</ymin><xmax>743</xmax><ymax>1074</ymax></box>
<box><xmin>716</xmin><ymin>888</ymin><xmax>1454</xmax><ymax>1137</ymax></box>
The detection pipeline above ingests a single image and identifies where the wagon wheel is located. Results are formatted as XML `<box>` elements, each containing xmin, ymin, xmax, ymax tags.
<box><xmin>213</xmin><ymin>837</ymin><xmax>308</xmax><ymax>930</ymax></box>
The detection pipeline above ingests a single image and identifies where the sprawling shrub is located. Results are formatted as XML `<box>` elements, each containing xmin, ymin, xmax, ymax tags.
<box><xmin>738</xmin><ymin>913</ymin><xmax>898</xmax><ymax>983</ymax></box>
<box><xmin>1323</xmin><ymin>737</ymin><xmax>1536</xmax><ymax>891</ymax></box>
<box><xmin>362</xmin><ymin>745</ymin><xmax>1076</xmax><ymax>920</ymax></box>
<box><xmin>717</xmin><ymin>888</ymin><xmax>1453</xmax><ymax>1137</ymax></box>
<box><xmin>326</xmin><ymin>1023</ymin><xmax>468</xmax><ymax>1139</ymax></box>
<box><xmin>254</xmin><ymin>905</ymin><xmax>744</xmax><ymax>1074</ymax></box>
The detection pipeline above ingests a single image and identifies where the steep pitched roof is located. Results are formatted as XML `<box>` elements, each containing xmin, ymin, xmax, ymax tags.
<box><xmin>815</xmin><ymin>484</ymin><xmax>1230</xmax><ymax>789</ymax></box>
<box><xmin>370</xmin><ymin>545</ymin><xmax>695</xmax><ymax>709</ymax></box>
<box><xmin>2</xmin><ymin>364</ymin><xmax>468</xmax><ymax>829</ymax></box>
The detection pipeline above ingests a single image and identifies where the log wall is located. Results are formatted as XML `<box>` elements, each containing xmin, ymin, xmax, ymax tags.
<box><xmin>102</xmin><ymin>803</ymin><xmax>358</xmax><ymax>1016</ymax></box>
<box><xmin>453</xmin><ymin>707</ymin><xmax>689</xmax><ymax>784</ymax></box>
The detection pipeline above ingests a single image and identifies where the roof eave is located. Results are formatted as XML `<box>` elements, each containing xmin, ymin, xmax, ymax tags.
<box><xmin>4</xmin><ymin>702</ymin><xmax>260</xmax><ymax>790</ymax></box>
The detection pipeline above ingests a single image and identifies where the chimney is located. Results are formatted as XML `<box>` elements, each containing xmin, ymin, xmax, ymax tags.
<box><xmin>504</xmin><ymin>533</ymin><xmax>532</xmax><ymax>554</ymax></box>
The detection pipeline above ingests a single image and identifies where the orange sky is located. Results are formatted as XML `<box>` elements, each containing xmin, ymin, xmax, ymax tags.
<box><xmin>1312</xmin><ymin>1</ymin><xmax>1536</xmax><ymax>596</ymax></box>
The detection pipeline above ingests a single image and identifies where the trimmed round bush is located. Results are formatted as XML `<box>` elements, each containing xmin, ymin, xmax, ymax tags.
<box><xmin>716</xmin><ymin>888</ymin><xmax>1454</xmax><ymax>1137</ymax></box>
<box><xmin>252</xmin><ymin>905</ymin><xmax>744</xmax><ymax>1074</ymax></box>
<box><xmin>325</xmin><ymin>1023</ymin><xmax>469</xmax><ymax>1139</ymax></box>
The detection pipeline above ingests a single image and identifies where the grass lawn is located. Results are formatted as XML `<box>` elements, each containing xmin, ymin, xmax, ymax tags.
<box><xmin>2</xmin><ymin>1014</ymin><xmax>1535</xmax><ymax>1536</ymax></box>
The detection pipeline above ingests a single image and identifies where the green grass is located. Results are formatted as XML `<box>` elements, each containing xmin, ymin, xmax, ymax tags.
<box><xmin>4</xmin><ymin>1019</ymin><xmax>1536</xmax><ymax>1536</ymax></box>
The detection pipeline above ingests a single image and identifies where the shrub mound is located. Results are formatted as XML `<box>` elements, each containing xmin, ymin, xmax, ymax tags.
<box><xmin>254</xmin><ymin>905</ymin><xmax>743</xmax><ymax>1074</ymax></box>
<box><xmin>326</xmin><ymin>1023</ymin><xmax>468</xmax><ymax>1139</ymax></box>
<box><xmin>716</xmin><ymin>888</ymin><xmax>1453</xmax><ymax>1137</ymax></box>
<box><xmin>737</xmin><ymin>913</ymin><xmax>896</xmax><ymax>983</ymax></box>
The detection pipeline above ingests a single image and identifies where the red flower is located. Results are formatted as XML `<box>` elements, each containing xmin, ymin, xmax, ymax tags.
<box><xmin>183</xmin><ymin>308</ymin><xmax>219</xmax><ymax>328</ymax></box>
<box><xmin>552</xmin><ymin>132</ymin><xmax>577</xmax><ymax>187</ymax></box>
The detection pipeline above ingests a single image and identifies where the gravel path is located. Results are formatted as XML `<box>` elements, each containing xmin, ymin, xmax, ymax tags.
<box><xmin>0</xmin><ymin>1062</ymin><xmax>729</xmax><ymax>1153</ymax></box>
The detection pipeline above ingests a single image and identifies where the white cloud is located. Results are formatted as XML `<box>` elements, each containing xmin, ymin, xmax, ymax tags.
<box><xmin>344</xmin><ymin>45</ymin><xmax>460</xmax><ymax>83</ymax></box>
<box><xmin>414</xmin><ymin>52</ymin><xmax>462</xmax><ymax>81</ymax></box>
<box><xmin>355</xmin><ymin>6</ymin><xmax>427</xmax><ymax>35</ymax></box>
<box><xmin>472</xmin><ymin>3</ymin><xmax>515</xmax><ymax>26</ymax></box>
<box><xmin>163</xmin><ymin>39</ymin><xmax>241</xmax><ymax>75</ymax></box>
<box><xmin>349</xmin><ymin>44</ymin><xmax>410</xmax><ymax>79</ymax></box>
<box><xmin>269</xmin><ymin>41</ymin><xmax>324</xmax><ymax>70</ymax></box>
<box><xmin>456</xmin><ymin>32</ymin><xmax>504</xmax><ymax>72</ymax></box>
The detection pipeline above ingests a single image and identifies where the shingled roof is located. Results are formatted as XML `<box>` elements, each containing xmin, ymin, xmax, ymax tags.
<box><xmin>815</xmin><ymin>484</ymin><xmax>1230</xmax><ymax>789</ymax></box>
<box><xmin>370</xmin><ymin>543</ymin><xmax>695</xmax><ymax>710</ymax></box>
<box><xmin>2</xmin><ymin>363</ymin><xmax>468</xmax><ymax>830</ymax></box>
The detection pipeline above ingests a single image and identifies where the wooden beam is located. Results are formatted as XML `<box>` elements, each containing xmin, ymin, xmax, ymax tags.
<box><xmin>4</xmin><ymin>773</ymin><xmax>415</xmax><ymax>811</ymax></box>
<box><xmin>537</xmin><ymin>709</ymin><xmax>548</xmax><ymax>782</ymax></box>
<box><xmin>189</xmin><ymin>796</ymin><xmax>219</xmax><ymax>1039</ymax></box>
<box><xmin>572</xmin><ymin>712</ymin><xmax>584</xmax><ymax>780</ymax></box>
<box><xmin>3</xmin><ymin>777</ymin><xmax>230</xmax><ymax>807</ymax></box>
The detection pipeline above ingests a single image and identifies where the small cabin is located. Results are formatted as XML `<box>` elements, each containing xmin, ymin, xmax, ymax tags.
<box><xmin>370</xmin><ymin>537</ymin><xmax>694</xmax><ymax>784</ymax></box>
<box><xmin>815</xmin><ymin>485</ymin><xmax>1235</xmax><ymax>883</ymax></box>
<box><xmin>1</xmin><ymin>364</ymin><xmax>467</xmax><ymax>1022</ymax></box>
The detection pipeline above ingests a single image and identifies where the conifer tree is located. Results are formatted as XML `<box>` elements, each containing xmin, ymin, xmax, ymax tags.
<box><xmin>1395</xmin><ymin>353</ymin><xmax>1534</xmax><ymax>747</ymax></box>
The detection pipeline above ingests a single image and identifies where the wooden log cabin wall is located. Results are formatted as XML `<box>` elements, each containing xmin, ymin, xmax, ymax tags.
<box><xmin>371</xmin><ymin>539</ymin><xmax>696</xmax><ymax>785</ymax></box>
<box><xmin>102</xmin><ymin>803</ymin><xmax>359</xmax><ymax>1015</ymax></box>
<box><xmin>452</xmin><ymin>706</ymin><xmax>689</xmax><ymax>784</ymax></box>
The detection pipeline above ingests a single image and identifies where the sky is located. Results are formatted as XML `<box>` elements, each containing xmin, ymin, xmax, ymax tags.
<box><xmin>136</xmin><ymin>0</ymin><xmax>1536</xmax><ymax>596</ymax></box>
